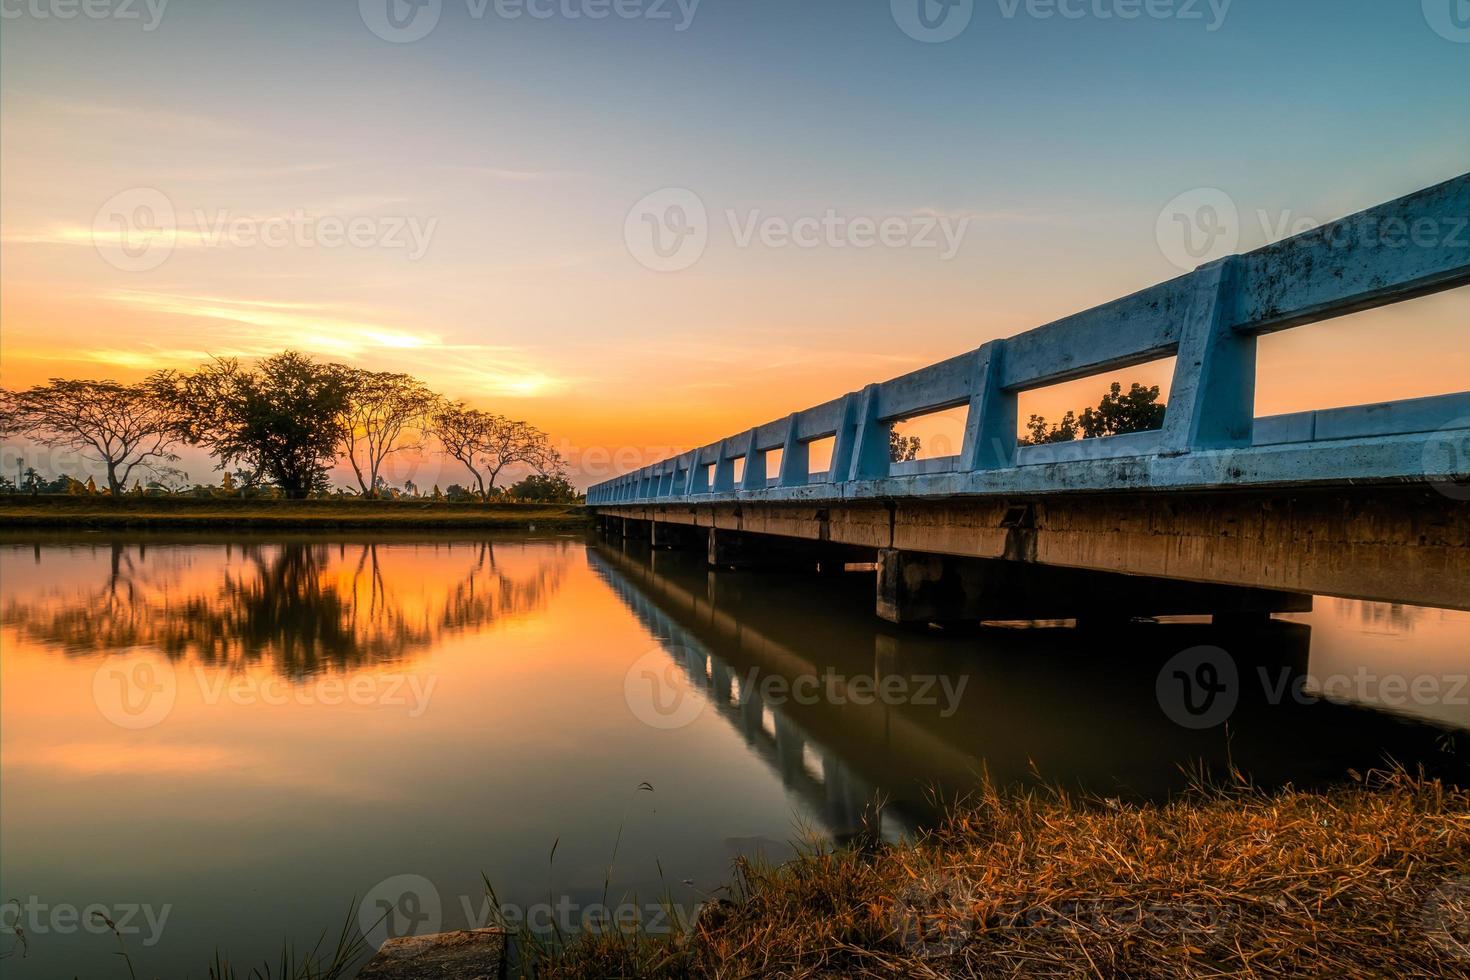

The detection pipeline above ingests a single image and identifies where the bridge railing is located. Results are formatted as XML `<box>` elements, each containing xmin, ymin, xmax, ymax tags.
<box><xmin>589</xmin><ymin>174</ymin><xmax>1470</xmax><ymax>506</ymax></box>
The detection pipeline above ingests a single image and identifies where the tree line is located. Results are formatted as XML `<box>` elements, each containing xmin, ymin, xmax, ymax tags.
<box><xmin>0</xmin><ymin>351</ymin><xmax>575</xmax><ymax>502</ymax></box>
<box><xmin>1021</xmin><ymin>381</ymin><xmax>1166</xmax><ymax>445</ymax></box>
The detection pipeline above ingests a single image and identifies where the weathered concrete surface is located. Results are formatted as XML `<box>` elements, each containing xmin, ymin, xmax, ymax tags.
<box><xmin>875</xmin><ymin>549</ymin><xmax>1311</xmax><ymax>625</ymax></box>
<box><xmin>705</xmin><ymin>526</ymin><xmax>873</xmax><ymax>571</ymax></box>
<box><xmin>598</xmin><ymin>485</ymin><xmax>1469</xmax><ymax>611</ymax></box>
<box><xmin>592</xmin><ymin>178</ymin><xmax>1469</xmax><ymax>509</ymax></box>
<box><xmin>356</xmin><ymin>929</ymin><xmax>505</xmax><ymax>979</ymax></box>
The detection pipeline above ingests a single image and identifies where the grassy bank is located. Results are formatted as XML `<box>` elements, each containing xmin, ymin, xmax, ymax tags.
<box><xmin>0</xmin><ymin>495</ymin><xmax>588</xmax><ymax>530</ymax></box>
<box><xmin>524</xmin><ymin>773</ymin><xmax>1470</xmax><ymax>978</ymax></box>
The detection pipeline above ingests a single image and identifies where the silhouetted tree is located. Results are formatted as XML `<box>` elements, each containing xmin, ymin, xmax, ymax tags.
<box><xmin>508</xmin><ymin>473</ymin><xmax>580</xmax><ymax>503</ymax></box>
<box><xmin>431</xmin><ymin>402</ymin><xmax>564</xmax><ymax>502</ymax></box>
<box><xmin>2</xmin><ymin>378</ymin><xmax>185</xmax><ymax>493</ymax></box>
<box><xmin>889</xmin><ymin>429</ymin><xmax>922</xmax><ymax>463</ymax></box>
<box><xmin>1022</xmin><ymin>381</ymin><xmax>1167</xmax><ymax>446</ymax></box>
<box><xmin>1024</xmin><ymin>410</ymin><xmax>1081</xmax><ymax>446</ymax></box>
<box><xmin>1079</xmin><ymin>382</ymin><xmax>1166</xmax><ymax>438</ymax></box>
<box><xmin>161</xmin><ymin>352</ymin><xmax>350</xmax><ymax>499</ymax></box>
<box><xmin>334</xmin><ymin>368</ymin><xmax>440</xmax><ymax>497</ymax></box>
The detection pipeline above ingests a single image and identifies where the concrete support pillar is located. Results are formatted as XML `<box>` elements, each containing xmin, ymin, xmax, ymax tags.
<box><xmin>877</xmin><ymin>549</ymin><xmax>1312</xmax><ymax>626</ymax></box>
<box><xmin>708</xmin><ymin>528</ymin><xmax>759</xmax><ymax>568</ymax></box>
<box><xmin>651</xmin><ymin>521</ymin><xmax>697</xmax><ymax>550</ymax></box>
<box><xmin>877</xmin><ymin>550</ymin><xmax>983</xmax><ymax>625</ymax></box>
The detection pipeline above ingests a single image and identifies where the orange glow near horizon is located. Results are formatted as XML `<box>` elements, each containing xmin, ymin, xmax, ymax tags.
<box><xmin>3</xmin><ymin>89</ymin><xmax>1467</xmax><ymax>487</ymax></box>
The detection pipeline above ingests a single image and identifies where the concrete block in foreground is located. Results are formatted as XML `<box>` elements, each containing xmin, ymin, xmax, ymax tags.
<box><xmin>357</xmin><ymin>929</ymin><xmax>505</xmax><ymax>979</ymax></box>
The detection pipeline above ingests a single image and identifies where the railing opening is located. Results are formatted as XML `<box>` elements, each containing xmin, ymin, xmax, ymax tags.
<box><xmin>890</xmin><ymin>405</ymin><xmax>968</xmax><ymax>461</ymax></box>
<box><xmin>731</xmin><ymin>456</ymin><xmax>746</xmax><ymax>484</ymax></box>
<box><xmin>1255</xmin><ymin>286</ymin><xmax>1470</xmax><ymax>417</ymax></box>
<box><xmin>806</xmin><ymin>435</ymin><xmax>836</xmax><ymax>477</ymax></box>
<box><xmin>704</xmin><ymin>462</ymin><xmax>716</xmax><ymax>489</ymax></box>
<box><xmin>1015</xmin><ymin>357</ymin><xmax>1176</xmax><ymax>445</ymax></box>
<box><xmin>765</xmin><ymin>447</ymin><xmax>784</xmax><ymax>481</ymax></box>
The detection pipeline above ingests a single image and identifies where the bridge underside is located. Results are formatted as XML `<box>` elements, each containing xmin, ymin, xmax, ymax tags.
<box><xmin>594</xmin><ymin>484</ymin><xmax>1469</xmax><ymax>618</ymax></box>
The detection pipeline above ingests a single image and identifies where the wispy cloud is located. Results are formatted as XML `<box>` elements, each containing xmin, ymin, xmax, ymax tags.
<box><xmin>104</xmin><ymin>289</ymin><xmax>439</xmax><ymax>357</ymax></box>
<box><xmin>17</xmin><ymin>288</ymin><xmax>578</xmax><ymax>399</ymax></box>
<box><xmin>439</xmin><ymin>165</ymin><xmax>578</xmax><ymax>182</ymax></box>
<box><xmin>41</xmin><ymin>96</ymin><xmax>262</xmax><ymax>142</ymax></box>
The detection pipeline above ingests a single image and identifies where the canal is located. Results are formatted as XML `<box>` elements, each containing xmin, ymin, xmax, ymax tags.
<box><xmin>2</xmin><ymin>532</ymin><xmax>1467</xmax><ymax>976</ymax></box>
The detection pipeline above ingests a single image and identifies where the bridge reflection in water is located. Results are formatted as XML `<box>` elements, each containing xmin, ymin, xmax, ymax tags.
<box><xmin>590</xmin><ymin>540</ymin><xmax>1470</xmax><ymax>840</ymax></box>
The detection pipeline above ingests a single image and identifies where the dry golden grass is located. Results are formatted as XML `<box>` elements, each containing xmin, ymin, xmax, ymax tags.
<box><xmin>527</xmin><ymin>772</ymin><xmax>1470</xmax><ymax>979</ymax></box>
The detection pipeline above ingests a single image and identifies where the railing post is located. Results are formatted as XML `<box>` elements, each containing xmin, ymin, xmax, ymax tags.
<box><xmin>680</xmin><ymin>451</ymin><xmax>699</xmax><ymax>497</ymax></box>
<box><xmin>1162</xmin><ymin>255</ymin><xmax>1254</xmax><ymax>452</ymax></box>
<box><xmin>740</xmin><ymin>429</ymin><xmax>765</xmax><ymax>491</ymax></box>
<box><xmin>713</xmin><ymin>440</ymin><xmax>736</xmax><ymax>492</ymax></box>
<box><xmin>689</xmin><ymin>450</ymin><xmax>709</xmax><ymax>495</ymax></box>
<box><xmin>847</xmin><ymin>384</ymin><xmax>890</xmax><ymax>482</ymax></box>
<box><xmin>778</xmin><ymin>413</ymin><xmax>808</xmax><ymax>487</ymax></box>
<box><xmin>959</xmin><ymin>340</ymin><xmax>1016</xmax><ymax>470</ymax></box>
<box><xmin>828</xmin><ymin>393</ymin><xmax>860</xmax><ymax>485</ymax></box>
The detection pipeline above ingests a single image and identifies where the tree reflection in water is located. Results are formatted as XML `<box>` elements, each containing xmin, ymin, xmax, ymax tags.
<box><xmin>0</xmin><ymin>538</ymin><xmax>568</xmax><ymax>676</ymax></box>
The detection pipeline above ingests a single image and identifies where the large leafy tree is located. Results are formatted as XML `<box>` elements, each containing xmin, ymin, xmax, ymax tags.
<box><xmin>163</xmin><ymin>351</ymin><xmax>351</xmax><ymax>499</ymax></box>
<box><xmin>1022</xmin><ymin>381</ymin><xmax>1166</xmax><ymax>446</ymax></box>
<box><xmin>431</xmin><ymin>402</ymin><xmax>563</xmax><ymax>502</ymax></box>
<box><xmin>1079</xmin><ymin>382</ymin><xmax>1167</xmax><ymax>439</ymax></box>
<box><xmin>334</xmin><ymin>369</ymin><xmax>440</xmax><ymax>497</ymax></box>
<box><xmin>2</xmin><ymin>378</ymin><xmax>184</xmax><ymax>494</ymax></box>
<box><xmin>889</xmin><ymin>429</ymin><xmax>922</xmax><ymax>463</ymax></box>
<box><xmin>507</xmin><ymin>473</ymin><xmax>580</xmax><ymax>503</ymax></box>
<box><xmin>1024</xmin><ymin>410</ymin><xmax>1081</xmax><ymax>446</ymax></box>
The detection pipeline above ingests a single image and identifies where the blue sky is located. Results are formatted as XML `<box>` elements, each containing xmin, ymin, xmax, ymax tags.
<box><xmin>2</xmin><ymin>0</ymin><xmax>1466</xmax><ymax>483</ymax></box>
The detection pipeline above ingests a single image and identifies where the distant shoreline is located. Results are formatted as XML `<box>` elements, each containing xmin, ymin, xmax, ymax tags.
<box><xmin>0</xmin><ymin>496</ymin><xmax>590</xmax><ymax>531</ymax></box>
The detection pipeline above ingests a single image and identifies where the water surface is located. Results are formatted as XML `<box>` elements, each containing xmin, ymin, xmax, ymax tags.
<box><xmin>2</xmin><ymin>532</ymin><xmax>1467</xmax><ymax>976</ymax></box>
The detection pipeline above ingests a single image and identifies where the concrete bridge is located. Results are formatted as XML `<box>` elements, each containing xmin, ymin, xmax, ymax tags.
<box><xmin>589</xmin><ymin>175</ymin><xmax>1470</xmax><ymax>620</ymax></box>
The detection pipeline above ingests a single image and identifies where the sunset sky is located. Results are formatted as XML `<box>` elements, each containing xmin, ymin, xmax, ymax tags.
<box><xmin>2</xmin><ymin>0</ymin><xmax>1467</xmax><ymax>488</ymax></box>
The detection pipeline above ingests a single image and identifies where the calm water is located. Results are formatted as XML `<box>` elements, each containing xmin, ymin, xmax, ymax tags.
<box><xmin>2</xmin><ymin>532</ymin><xmax>1468</xmax><ymax>976</ymax></box>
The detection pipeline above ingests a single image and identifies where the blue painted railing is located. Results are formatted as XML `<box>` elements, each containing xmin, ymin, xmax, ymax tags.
<box><xmin>589</xmin><ymin>174</ymin><xmax>1470</xmax><ymax>506</ymax></box>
